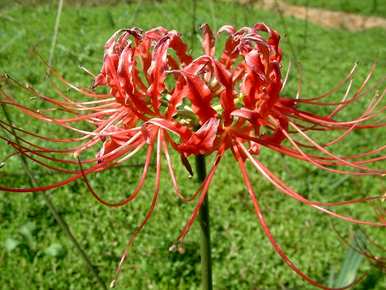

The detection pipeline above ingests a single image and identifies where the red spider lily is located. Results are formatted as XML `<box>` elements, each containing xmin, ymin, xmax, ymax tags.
<box><xmin>0</xmin><ymin>23</ymin><xmax>385</xmax><ymax>289</ymax></box>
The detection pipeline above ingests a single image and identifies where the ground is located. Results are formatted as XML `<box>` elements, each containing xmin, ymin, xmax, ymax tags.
<box><xmin>0</xmin><ymin>1</ymin><xmax>385</xmax><ymax>289</ymax></box>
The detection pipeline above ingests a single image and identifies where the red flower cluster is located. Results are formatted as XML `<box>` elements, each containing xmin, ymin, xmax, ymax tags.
<box><xmin>0</xmin><ymin>24</ymin><xmax>384</xmax><ymax>289</ymax></box>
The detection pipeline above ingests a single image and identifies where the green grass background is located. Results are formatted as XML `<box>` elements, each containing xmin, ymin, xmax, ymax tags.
<box><xmin>0</xmin><ymin>0</ymin><xmax>385</xmax><ymax>289</ymax></box>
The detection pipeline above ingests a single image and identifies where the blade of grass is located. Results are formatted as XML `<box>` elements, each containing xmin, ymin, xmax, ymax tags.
<box><xmin>303</xmin><ymin>0</ymin><xmax>309</xmax><ymax>51</ymax></box>
<box><xmin>190</xmin><ymin>0</ymin><xmax>197</xmax><ymax>52</ymax></box>
<box><xmin>332</xmin><ymin>230</ymin><xmax>367</xmax><ymax>287</ymax></box>
<box><xmin>47</xmin><ymin>0</ymin><xmax>63</xmax><ymax>69</ymax></box>
<box><xmin>128</xmin><ymin>0</ymin><xmax>143</xmax><ymax>26</ymax></box>
<box><xmin>209</xmin><ymin>0</ymin><xmax>217</xmax><ymax>30</ymax></box>
<box><xmin>153</xmin><ymin>0</ymin><xmax>177</xmax><ymax>28</ymax></box>
<box><xmin>273</xmin><ymin>0</ymin><xmax>303</xmax><ymax>98</ymax></box>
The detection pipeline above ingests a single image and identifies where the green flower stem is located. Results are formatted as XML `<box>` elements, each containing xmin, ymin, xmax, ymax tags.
<box><xmin>195</xmin><ymin>155</ymin><xmax>213</xmax><ymax>290</ymax></box>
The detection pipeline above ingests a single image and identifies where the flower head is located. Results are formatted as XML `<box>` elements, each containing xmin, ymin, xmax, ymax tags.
<box><xmin>0</xmin><ymin>23</ymin><xmax>385</xmax><ymax>289</ymax></box>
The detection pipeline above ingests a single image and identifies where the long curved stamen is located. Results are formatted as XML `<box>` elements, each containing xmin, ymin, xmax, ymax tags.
<box><xmin>295</xmin><ymin>63</ymin><xmax>359</xmax><ymax>103</ymax></box>
<box><xmin>292</xmin><ymin>87</ymin><xmax>384</xmax><ymax>147</ymax></box>
<box><xmin>233</xmin><ymin>143</ymin><xmax>364</xmax><ymax>289</ymax></box>
<box><xmin>176</xmin><ymin>150</ymin><xmax>224</xmax><ymax>242</ymax></box>
<box><xmin>77</xmin><ymin>135</ymin><xmax>153</xmax><ymax>208</ymax></box>
<box><xmin>0</xmin><ymin>119</ymin><xmax>90</xmax><ymax>143</ymax></box>
<box><xmin>288</xmin><ymin>122</ymin><xmax>385</xmax><ymax>175</ymax></box>
<box><xmin>162</xmin><ymin>136</ymin><xmax>199</xmax><ymax>202</ymax></box>
<box><xmin>237</xmin><ymin>141</ymin><xmax>385</xmax><ymax>226</ymax></box>
<box><xmin>281</xmin><ymin>129</ymin><xmax>383</xmax><ymax>176</ymax></box>
<box><xmin>110</xmin><ymin>129</ymin><xmax>162</xmax><ymax>288</ymax></box>
<box><xmin>0</xmin><ymin>139</ymin><xmax>135</xmax><ymax>193</ymax></box>
<box><xmin>231</xmin><ymin>131</ymin><xmax>386</xmax><ymax>165</ymax></box>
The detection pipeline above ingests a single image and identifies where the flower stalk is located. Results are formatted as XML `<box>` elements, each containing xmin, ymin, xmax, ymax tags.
<box><xmin>195</xmin><ymin>154</ymin><xmax>213</xmax><ymax>290</ymax></box>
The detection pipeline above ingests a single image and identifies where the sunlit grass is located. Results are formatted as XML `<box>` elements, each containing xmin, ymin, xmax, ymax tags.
<box><xmin>0</xmin><ymin>1</ymin><xmax>385</xmax><ymax>289</ymax></box>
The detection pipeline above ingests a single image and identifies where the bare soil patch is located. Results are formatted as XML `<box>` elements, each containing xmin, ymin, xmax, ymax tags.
<box><xmin>241</xmin><ymin>0</ymin><xmax>386</xmax><ymax>31</ymax></box>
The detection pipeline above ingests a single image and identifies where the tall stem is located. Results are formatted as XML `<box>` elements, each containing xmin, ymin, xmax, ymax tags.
<box><xmin>195</xmin><ymin>155</ymin><xmax>213</xmax><ymax>290</ymax></box>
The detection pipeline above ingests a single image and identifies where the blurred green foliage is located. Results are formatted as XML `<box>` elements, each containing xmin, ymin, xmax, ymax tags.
<box><xmin>0</xmin><ymin>0</ymin><xmax>385</xmax><ymax>289</ymax></box>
